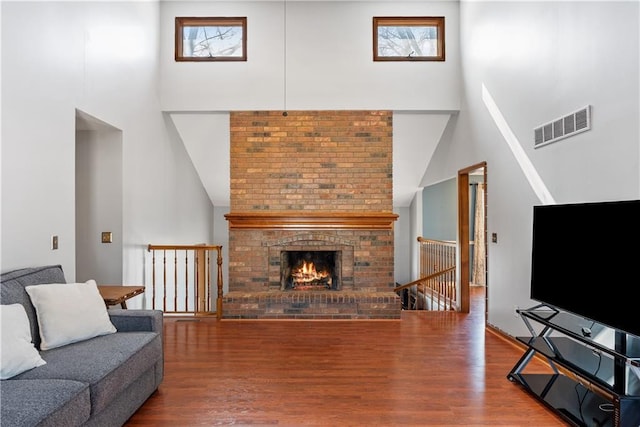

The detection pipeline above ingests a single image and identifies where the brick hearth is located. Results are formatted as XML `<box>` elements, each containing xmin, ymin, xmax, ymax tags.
<box><xmin>224</xmin><ymin>111</ymin><xmax>400</xmax><ymax>319</ymax></box>
<box><xmin>222</xmin><ymin>291</ymin><xmax>400</xmax><ymax>319</ymax></box>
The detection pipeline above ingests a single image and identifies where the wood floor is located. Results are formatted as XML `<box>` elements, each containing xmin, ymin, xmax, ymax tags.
<box><xmin>125</xmin><ymin>287</ymin><xmax>565</xmax><ymax>426</ymax></box>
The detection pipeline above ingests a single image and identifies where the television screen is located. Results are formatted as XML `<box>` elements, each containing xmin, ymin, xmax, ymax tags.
<box><xmin>530</xmin><ymin>200</ymin><xmax>640</xmax><ymax>338</ymax></box>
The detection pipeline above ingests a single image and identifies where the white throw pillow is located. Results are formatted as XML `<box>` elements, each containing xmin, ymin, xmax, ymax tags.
<box><xmin>25</xmin><ymin>280</ymin><xmax>117</xmax><ymax>350</ymax></box>
<box><xmin>0</xmin><ymin>304</ymin><xmax>47</xmax><ymax>379</ymax></box>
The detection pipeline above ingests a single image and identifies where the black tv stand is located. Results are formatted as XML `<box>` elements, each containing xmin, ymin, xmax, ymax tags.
<box><xmin>507</xmin><ymin>305</ymin><xmax>640</xmax><ymax>427</ymax></box>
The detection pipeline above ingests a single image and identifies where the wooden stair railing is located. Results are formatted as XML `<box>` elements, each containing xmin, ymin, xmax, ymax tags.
<box><xmin>394</xmin><ymin>266</ymin><xmax>457</xmax><ymax>311</ymax></box>
<box><xmin>147</xmin><ymin>244</ymin><xmax>224</xmax><ymax>319</ymax></box>
<box><xmin>394</xmin><ymin>237</ymin><xmax>457</xmax><ymax>311</ymax></box>
<box><xmin>417</xmin><ymin>237</ymin><xmax>456</xmax><ymax>278</ymax></box>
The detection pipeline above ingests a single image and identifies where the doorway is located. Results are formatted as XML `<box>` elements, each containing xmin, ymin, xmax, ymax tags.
<box><xmin>75</xmin><ymin>110</ymin><xmax>123</xmax><ymax>284</ymax></box>
<box><xmin>457</xmin><ymin>162</ymin><xmax>487</xmax><ymax>317</ymax></box>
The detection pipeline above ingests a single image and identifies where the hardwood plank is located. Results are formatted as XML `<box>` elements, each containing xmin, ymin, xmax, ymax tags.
<box><xmin>126</xmin><ymin>287</ymin><xmax>565</xmax><ymax>426</ymax></box>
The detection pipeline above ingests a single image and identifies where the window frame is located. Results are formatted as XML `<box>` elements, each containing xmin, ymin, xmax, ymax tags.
<box><xmin>373</xmin><ymin>16</ymin><xmax>445</xmax><ymax>62</ymax></box>
<box><xmin>175</xmin><ymin>17</ymin><xmax>247</xmax><ymax>62</ymax></box>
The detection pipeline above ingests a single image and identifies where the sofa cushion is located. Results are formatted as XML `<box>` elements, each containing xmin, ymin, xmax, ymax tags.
<box><xmin>25</xmin><ymin>281</ymin><xmax>116</xmax><ymax>350</ymax></box>
<box><xmin>0</xmin><ymin>304</ymin><xmax>46</xmax><ymax>379</ymax></box>
<box><xmin>14</xmin><ymin>331</ymin><xmax>162</xmax><ymax>416</ymax></box>
<box><xmin>0</xmin><ymin>379</ymin><xmax>91</xmax><ymax>427</ymax></box>
<box><xmin>0</xmin><ymin>265</ymin><xmax>67</xmax><ymax>349</ymax></box>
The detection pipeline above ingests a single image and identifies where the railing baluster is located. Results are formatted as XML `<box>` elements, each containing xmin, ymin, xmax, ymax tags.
<box><xmin>163</xmin><ymin>250</ymin><xmax>167</xmax><ymax>313</ymax></box>
<box><xmin>206</xmin><ymin>250</ymin><xmax>211</xmax><ymax>312</ymax></box>
<box><xmin>146</xmin><ymin>245</ymin><xmax>224</xmax><ymax>318</ymax></box>
<box><xmin>184</xmin><ymin>250</ymin><xmax>188</xmax><ymax>313</ymax></box>
<box><xmin>194</xmin><ymin>250</ymin><xmax>198</xmax><ymax>313</ymax></box>
<box><xmin>151</xmin><ymin>250</ymin><xmax>156</xmax><ymax>310</ymax></box>
<box><xmin>401</xmin><ymin>238</ymin><xmax>457</xmax><ymax>311</ymax></box>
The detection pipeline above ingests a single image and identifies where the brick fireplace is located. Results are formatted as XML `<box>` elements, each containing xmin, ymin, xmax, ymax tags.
<box><xmin>223</xmin><ymin>111</ymin><xmax>401</xmax><ymax>319</ymax></box>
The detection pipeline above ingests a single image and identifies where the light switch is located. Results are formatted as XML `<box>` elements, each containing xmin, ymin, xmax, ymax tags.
<box><xmin>101</xmin><ymin>232</ymin><xmax>113</xmax><ymax>243</ymax></box>
<box><xmin>491</xmin><ymin>233</ymin><xmax>497</xmax><ymax>243</ymax></box>
<box><xmin>51</xmin><ymin>235</ymin><xmax>59</xmax><ymax>250</ymax></box>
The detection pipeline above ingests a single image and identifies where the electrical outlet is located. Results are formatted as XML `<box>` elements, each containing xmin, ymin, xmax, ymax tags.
<box><xmin>513</xmin><ymin>305</ymin><xmax>520</xmax><ymax>318</ymax></box>
<box><xmin>51</xmin><ymin>235</ymin><xmax>59</xmax><ymax>250</ymax></box>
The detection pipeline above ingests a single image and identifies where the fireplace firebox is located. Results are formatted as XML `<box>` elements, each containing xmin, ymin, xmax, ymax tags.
<box><xmin>280</xmin><ymin>250</ymin><xmax>341</xmax><ymax>291</ymax></box>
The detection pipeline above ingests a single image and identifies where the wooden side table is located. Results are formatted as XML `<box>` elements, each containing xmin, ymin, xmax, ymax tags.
<box><xmin>98</xmin><ymin>285</ymin><xmax>145</xmax><ymax>309</ymax></box>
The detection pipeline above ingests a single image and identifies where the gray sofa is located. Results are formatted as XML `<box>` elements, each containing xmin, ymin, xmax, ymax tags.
<box><xmin>0</xmin><ymin>265</ymin><xmax>163</xmax><ymax>427</ymax></box>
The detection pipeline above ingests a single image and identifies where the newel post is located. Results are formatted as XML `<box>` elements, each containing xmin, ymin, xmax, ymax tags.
<box><xmin>216</xmin><ymin>247</ymin><xmax>223</xmax><ymax>319</ymax></box>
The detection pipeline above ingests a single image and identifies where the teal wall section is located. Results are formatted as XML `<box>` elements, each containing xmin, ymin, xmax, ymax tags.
<box><xmin>422</xmin><ymin>178</ymin><xmax>457</xmax><ymax>241</ymax></box>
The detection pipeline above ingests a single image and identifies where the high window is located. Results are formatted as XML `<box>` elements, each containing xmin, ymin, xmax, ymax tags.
<box><xmin>373</xmin><ymin>17</ymin><xmax>445</xmax><ymax>61</ymax></box>
<box><xmin>175</xmin><ymin>17</ymin><xmax>247</xmax><ymax>61</ymax></box>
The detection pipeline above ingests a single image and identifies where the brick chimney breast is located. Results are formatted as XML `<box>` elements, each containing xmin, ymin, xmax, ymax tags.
<box><xmin>224</xmin><ymin>111</ymin><xmax>400</xmax><ymax>319</ymax></box>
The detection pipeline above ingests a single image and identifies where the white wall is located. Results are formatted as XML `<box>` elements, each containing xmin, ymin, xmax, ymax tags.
<box><xmin>76</xmin><ymin>126</ymin><xmax>123</xmax><ymax>284</ymax></box>
<box><xmin>409</xmin><ymin>191</ymin><xmax>422</xmax><ymax>282</ymax></box>
<box><xmin>169</xmin><ymin>112</ymin><xmax>230</xmax><ymax>206</ymax></box>
<box><xmin>393</xmin><ymin>206</ymin><xmax>411</xmax><ymax>284</ymax></box>
<box><xmin>423</xmin><ymin>1</ymin><xmax>640</xmax><ymax>336</ymax></box>
<box><xmin>213</xmin><ymin>206</ymin><xmax>230</xmax><ymax>294</ymax></box>
<box><xmin>1</xmin><ymin>2</ymin><xmax>214</xmax><ymax>286</ymax></box>
<box><xmin>160</xmin><ymin>1</ymin><xmax>461</xmax><ymax>111</ymax></box>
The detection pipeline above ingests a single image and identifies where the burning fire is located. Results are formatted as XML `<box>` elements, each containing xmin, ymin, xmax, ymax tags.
<box><xmin>291</xmin><ymin>261</ymin><xmax>331</xmax><ymax>288</ymax></box>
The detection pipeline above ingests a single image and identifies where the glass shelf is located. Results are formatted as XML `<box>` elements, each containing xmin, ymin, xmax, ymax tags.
<box><xmin>509</xmin><ymin>306</ymin><xmax>640</xmax><ymax>427</ymax></box>
<box><xmin>509</xmin><ymin>373</ymin><xmax>614</xmax><ymax>427</ymax></box>
<box><xmin>519</xmin><ymin>308</ymin><xmax>640</xmax><ymax>361</ymax></box>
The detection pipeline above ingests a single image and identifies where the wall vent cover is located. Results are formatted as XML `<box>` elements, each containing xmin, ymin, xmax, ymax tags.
<box><xmin>534</xmin><ymin>105</ymin><xmax>591</xmax><ymax>148</ymax></box>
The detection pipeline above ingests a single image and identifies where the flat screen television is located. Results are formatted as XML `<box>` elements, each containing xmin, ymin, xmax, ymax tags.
<box><xmin>530</xmin><ymin>199</ymin><xmax>640</xmax><ymax>338</ymax></box>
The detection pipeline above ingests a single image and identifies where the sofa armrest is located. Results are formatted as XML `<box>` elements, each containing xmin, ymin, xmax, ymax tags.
<box><xmin>108</xmin><ymin>309</ymin><xmax>163</xmax><ymax>334</ymax></box>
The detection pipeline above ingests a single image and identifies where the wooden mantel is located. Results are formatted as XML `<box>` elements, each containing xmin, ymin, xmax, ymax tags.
<box><xmin>225</xmin><ymin>212</ymin><xmax>398</xmax><ymax>230</ymax></box>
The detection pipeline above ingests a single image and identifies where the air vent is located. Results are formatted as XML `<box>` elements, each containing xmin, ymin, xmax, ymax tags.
<box><xmin>534</xmin><ymin>105</ymin><xmax>591</xmax><ymax>148</ymax></box>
